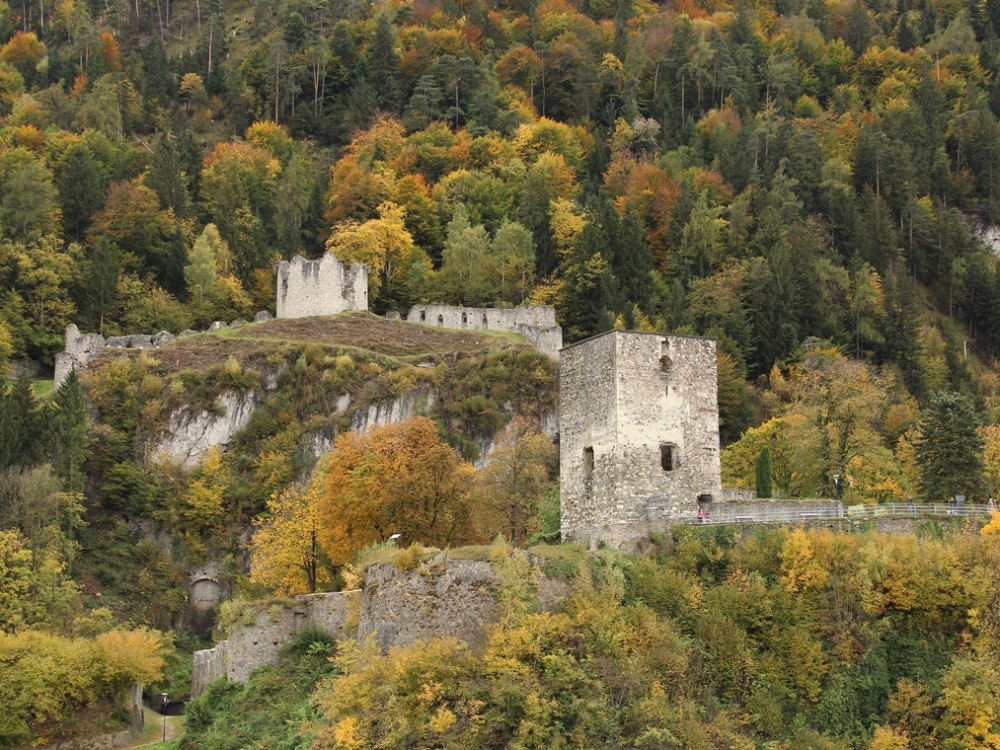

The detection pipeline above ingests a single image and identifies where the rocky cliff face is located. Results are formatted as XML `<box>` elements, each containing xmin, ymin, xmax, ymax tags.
<box><xmin>152</xmin><ymin>391</ymin><xmax>260</xmax><ymax>467</ymax></box>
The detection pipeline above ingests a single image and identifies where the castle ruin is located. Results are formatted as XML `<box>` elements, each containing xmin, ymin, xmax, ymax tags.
<box><xmin>559</xmin><ymin>330</ymin><xmax>722</xmax><ymax>549</ymax></box>
<box><xmin>406</xmin><ymin>304</ymin><xmax>562</xmax><ymax>359</ymax></box>
<box><xmin>276</xmin><ymin>252</ymin><xmax>368</xmax><ymax>319</ymax></box>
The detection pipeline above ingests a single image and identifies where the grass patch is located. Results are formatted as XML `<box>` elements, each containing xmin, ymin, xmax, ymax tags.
<box><xmin>2</xmin><ymin>377</ymin><xmax>54</xmax><ymax>399</ymax></box>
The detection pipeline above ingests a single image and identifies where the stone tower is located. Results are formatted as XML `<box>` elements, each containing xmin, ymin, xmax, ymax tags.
<box><xmin>275</xmin><ymin>252</ymin><xmax>368</xmax><ymax>319</ymax></box>
<box><xmin>559</xmin><ymin>330</ymin><xmax>722</xmax><ymax>548</ymax></box>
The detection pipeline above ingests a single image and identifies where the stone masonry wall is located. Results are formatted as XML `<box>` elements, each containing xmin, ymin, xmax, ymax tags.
<box><xmin>276</xmin><ymin>252</ymin><xmax>368</xmax><ymax>318</ymax></box>
<box><xmin>560</xmin><ymin>331</ymin><xmax>722</xmax><ymax>549</ymax></box>
<box><xmin>406</xmin><ymin>304</ymin><xmax>562</xmax><ymax>359</ymax></box>
<box><xmin>357</xmin><ymin>558</ymin><xmax>499</xmax><ymax>652</ymax></box>
<box><xmin>224</xmin><ymin>591</ymin><xmax>359</xmax><ymax>686</ymax></box>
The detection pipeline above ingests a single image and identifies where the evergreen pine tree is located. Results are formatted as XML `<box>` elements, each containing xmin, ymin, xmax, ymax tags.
<box><xmin>47</xmin><ymin>369</ymin><xmax>91</xmax><ymax>494</ymax></box>
<box><xmin>915</xmin><ymin>391</ymin><xmax>986</xmax><ymax>501</ymax></box>
<box><xmin>755</xmin><ymin>446</ymin><xmax>773</xmax><ymax>499</ymax></box>
<box><xmin>0</xmin><ymin>375</ymin><xmax>41</xmax><ymax>470</ymax></box>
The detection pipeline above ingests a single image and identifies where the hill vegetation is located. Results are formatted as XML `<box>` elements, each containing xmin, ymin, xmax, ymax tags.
<box><xmin>6</xmin><ymin>0</ymin><xmax>1000</xmax><ymax>744</ymax></box>
<box><xmin>184</xmin><ymin>528</ymin><xmax>1000</xmax><ymax>750</ymax></box>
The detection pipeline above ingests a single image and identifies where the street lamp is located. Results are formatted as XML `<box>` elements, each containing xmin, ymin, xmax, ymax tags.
<box><xmin>160</xmin><ymin>693</ymin><xmax>168</xmax><ymax>743</ymax></box>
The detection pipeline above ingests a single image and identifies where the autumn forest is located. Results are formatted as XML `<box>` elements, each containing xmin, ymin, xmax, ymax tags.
<box><xmin>4</xmin><ymin>0</ymin><xmax>1000</xmax><ymax>745</ymax></box>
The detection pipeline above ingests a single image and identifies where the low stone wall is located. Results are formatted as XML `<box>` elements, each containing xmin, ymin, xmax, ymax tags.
<box><xmin>191</xmin><ymin>591</ymin><xmax>360</xmax><ymax>695</ymax></box>
<box><xmin>406</xmin><ymin>304</ymin><xmax>562</xmax><ymax>359</ymax></box>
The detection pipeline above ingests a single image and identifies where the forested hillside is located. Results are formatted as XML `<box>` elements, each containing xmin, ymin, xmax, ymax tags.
<box><xmin>6</xmin><ymin>0</ymin><xmax>1000</xmax><ymax>745</ymax></box>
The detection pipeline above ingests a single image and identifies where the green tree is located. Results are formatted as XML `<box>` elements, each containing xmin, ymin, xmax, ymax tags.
<box><xmin>915</xmin><ymin>392</ymin><xmax>986</xmax><ymax>502</ymax></box>
<box><xmin>145</xmin><ymin>132</ymin><xmax>191</xmax><ymax>216</ymax></box>
<box><xmin>756</xmin><ymin>446</ymin><xmax>774</xmax><ymax>499</ymax></box>
<box><xmin>47</xmin><ymin>369</ymin><xmax>91</xmax><ymax>494</ymax></box>
<box><xmin>185</xmin><ymin>224</ymin><xmax>221</xmax><ymax>304</ymax></box>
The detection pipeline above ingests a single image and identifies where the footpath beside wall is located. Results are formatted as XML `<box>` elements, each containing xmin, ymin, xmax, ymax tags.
<box><xmin>406</xmin><ymin>304</ymin><xmax>563</xmax><ymax>359</ymax></box>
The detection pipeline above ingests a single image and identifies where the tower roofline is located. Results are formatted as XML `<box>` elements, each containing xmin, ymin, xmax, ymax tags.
<box><xmin>559</xmin><ymin>329</ymin><xmax>717</xmax><ymax>354</ymax></box>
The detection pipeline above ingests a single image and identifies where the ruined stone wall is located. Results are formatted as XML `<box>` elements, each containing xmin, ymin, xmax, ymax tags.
<box><xmin>191</xmin><ymin>591</ymin><xmax>359</xmax><ymax>694</ymax></box>
<box><xmin>191</xmin><ymin>641</ymin><xmax>228</xmax><ymax>697</ymax></box>
<box><xmin>275</xmin><ymin>252</ymin><xmax>368</xmax><ymax>319</ymax></box>
<box><xmin>54</xmin><ymin>324</ymin><xmax>176</xmax><ymax>388</ymax></box>
<box><xmin>357</xmin><ymin>558</ymin><xmax>499</xmax><ymax>652</ymax></box>
<box><xmin>560</xmin><ymin>331</ymin><xmax>722</xmax><ymax>549</ymax></box>
<box><xmin>406</xmin><ymin>304</ymin><xmax>562</xmax><ymax>359</ymax></box>
<box><xmin>53</xmin><ymin>313</ymin><xmax>273</xmax><ymax>389</ymax></box>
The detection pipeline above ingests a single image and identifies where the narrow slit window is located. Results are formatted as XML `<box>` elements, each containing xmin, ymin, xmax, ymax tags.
<box><xmin>419</xmin><ymin>311</ymin><xmax>426</xmax><ymax>322</ymax></box>
<box><xmin>660</xmin><ymin>444</ymin><xmax>675</xmax><ymax>471</ymax></box>
<box><xmin>583</xmin><ymin>447</ymin><xmax>594</xmax><ymax>477</ymax></box>
<box><xmin>461</xmin><ymin>312</ymin><xmax>468</xmax><ymax>326</ymax></box>
<box><xmin>437</xmin><ymin>315</ymin><xmax>444</xmax><ymax>326</ymax></box>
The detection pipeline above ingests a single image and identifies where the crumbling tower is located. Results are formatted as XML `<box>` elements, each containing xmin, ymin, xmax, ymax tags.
<box><xmin>559</xmin><ymin>331</ymin><xmax>722</xmax><ymax>548</ymax></box>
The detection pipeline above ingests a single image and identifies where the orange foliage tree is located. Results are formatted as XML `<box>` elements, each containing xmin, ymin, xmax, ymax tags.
<box><xmin>317</xmin><ymin>417</ymin><xmax>477</xmax><ymax>565</ymax></box>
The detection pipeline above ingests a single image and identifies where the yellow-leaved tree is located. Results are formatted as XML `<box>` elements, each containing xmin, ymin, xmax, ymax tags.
<box><xmin>317</xmin><ymin>417</ymin><xmax>476</xmax><ymax>566</ymax></box>
<box><xmin>473</xmin><ymin>417</ymin><xmax>556</xmax><ymax>545</ymax></box>
<box><xmin>326</xmin><ymin>201</ymin><xmax>430</xmax><ymax>303</ymax></box>
<box><xmin>250</xmin><ymin>477</ymin><xmax>330</xmax><ymax>595</ymax></box>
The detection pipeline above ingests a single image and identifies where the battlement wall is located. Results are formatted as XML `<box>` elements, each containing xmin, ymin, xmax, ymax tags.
<box><xmin>406</xmin><ymin>304</ymin><xmax>562</xmax><ymax>359</ymax></box>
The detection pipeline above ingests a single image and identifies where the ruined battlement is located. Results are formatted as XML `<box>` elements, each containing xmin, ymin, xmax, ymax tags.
<box><xmin>53</xmin><ymin>313</ymin><xmax>272</xmax><ymax>389</ymax></box>
<box><xmin>559</xmin><ymin>330</ymin><xmax>722</xmax><ymax>549</ymax></box>
<box><xmin>406</xmin><ymin>304</ymin><xmax>562</xmax><ymax>359</ymax></box>
<box><xmin>276</xmin><ymin>252</ymin><xmax>368</xmax><ymax>319</ymax></box>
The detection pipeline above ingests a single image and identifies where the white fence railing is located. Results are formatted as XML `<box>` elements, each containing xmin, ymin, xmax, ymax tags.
<box><xmin>684</xmin><ymin>502</ymin><xmax>994</xmax><ymax>526</ymax></box>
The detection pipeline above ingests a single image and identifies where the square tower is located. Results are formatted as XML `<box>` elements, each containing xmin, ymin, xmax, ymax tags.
<box><xmin>559</xmin><ymin>331</ymin><xmax>722</xmax><ymax>548</ymax></box>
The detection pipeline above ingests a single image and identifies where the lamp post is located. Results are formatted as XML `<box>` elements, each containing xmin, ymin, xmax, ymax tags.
<box><xmin>161</xmin><ymin>693</ymin><xmax>168</xmax><ymax>743</ymax></box>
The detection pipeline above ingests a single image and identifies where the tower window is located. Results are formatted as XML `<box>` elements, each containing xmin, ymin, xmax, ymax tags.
<box><xmin>461</xmin><ymin>312</ymin><xmax>468</xmax><ymax>326</ymax></box>
<box><xmin>437</xmin><ymin>315</ymin><xmax>444</xmax><ymax>326</ymax></box>
<box><xmin>583</xmin><ymin>447</ymin><xmax>594</xmax><ymax>477</ymax></box>
<box><xmin>660</xmin><ymin>355</ymin><xmax>673</xmax><ymax>374</ymax></box>
<box><xmin>419</xmin><ymin>311</ymin><xmax>426</xmax><ymax>322</ymax></box>
<box><xmin>660</xmin><ymin>444</ymin><xmax>676</xmax><ymax>471</ymax></box>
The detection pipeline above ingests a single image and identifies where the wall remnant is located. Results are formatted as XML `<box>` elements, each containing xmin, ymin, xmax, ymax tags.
<box><xmin>276</xmin><ymin>252</ymin><xmax>368</xmax><ymax>319</ymax></box>
<box><xmin>358</xmin><ymin>558</ymin><xmax>498</xmax><ymax>652</ymax></box>
<box><xmin>406</xmin><ymin>304</ymin><xmax>563</xmax><ymax>359</ymax></box>
<box><xmin>559</xmin><ymin>330</ymin><xmax>722</xmax><ymax>550</ymax></box>
<box><xmin>190</xmin><ymin>591</ymin><xmax>359</xmax><ymax>695</ymax></box>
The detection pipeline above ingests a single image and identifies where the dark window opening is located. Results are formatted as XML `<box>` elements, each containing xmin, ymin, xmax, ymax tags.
<box><xmin>419</xmin><ymin>311</ymin><xmax>426</xmax><ymax>322</ymax></box>
<box><xmin>660</xmin><ymin>355</ymin><xmax>672</xmax><ymax>374</ymax></box>
<box><xmin>583</xmin><ymin>447</ymin><xmax>594</xmax><ymax>477</ymax></box>
<box><xmin>482</xmin><ymin>314</ymin><xmax>488</xmax><ymax>325</ymax></box>
<box><xmin>660</xmin><ymin>444</ymin><xmax>675</xmax><ymax>471</ymax></box>
<box><xmin>437</xmin><ymin>315</ymin><xmax>444</xmax><ymax>326</ymax></box>
<box><xmin>461</xmin><ymin>312</ymin><xmax>468</xmax><ymax>326</ymax></box>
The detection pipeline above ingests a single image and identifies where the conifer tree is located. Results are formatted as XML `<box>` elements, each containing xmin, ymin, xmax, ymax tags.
<box><xmin>755</xmin><ymin>446</ymin><xmax>773</xmax><ymax>499</ymax></box>
<box><xmin>46</xmin><ymin>369</ymin><xmax>90</xmax><ymax>494</ymax></box>
<box><xmin>915</xmin><ymin>392</ymin><xmax>985</xmax><ymax>502</ymax></box>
